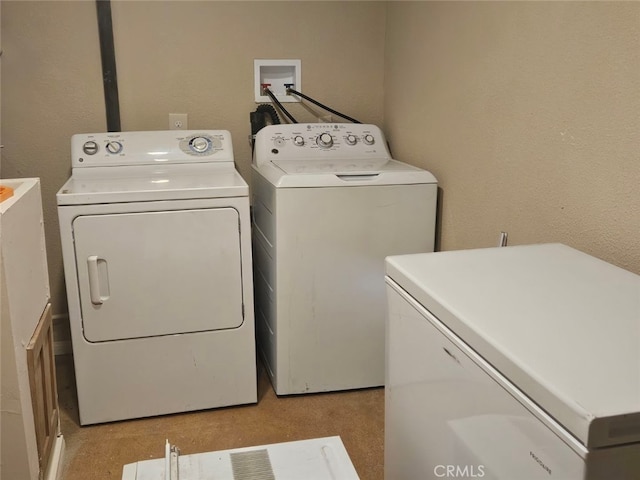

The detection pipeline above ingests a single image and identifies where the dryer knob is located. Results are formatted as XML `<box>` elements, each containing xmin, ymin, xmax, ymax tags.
<box><xmin>317</xmin><ymin>133</ymin><xmax>334</xmax><ymax>148</ymax></box>
<box><xmin>190</xmin><ymin>136</ymin><xmax>211</xmax><ymax>153</ymax></box>
<box><xmin>363</xmin><ymin>134</ymin><xmax>375</xmax><ymax>146</ymax></box>
<box><xmin>83</xmin><ymin>141</ymin><xmax>99</xmax><ymax>155</ymax></box>
<box><xmin>106</xmin><ymin>141</ymin><xmax>123</xmax><ymax>154</ymax></box>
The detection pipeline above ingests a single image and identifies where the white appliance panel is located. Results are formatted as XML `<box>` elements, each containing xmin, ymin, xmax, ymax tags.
<box><xmin>73</xmin><ymin>208</ymin><xmax>243</xmax><ymax>342</ymax></box>
<box><xmin>252</xmin><ymin>123</ymin><xmax>391</xmax><ymax>167</ymax></box>
<box><xmin>57</xmin><ymin>131</ymin><xmax>257</xmax><ymax>424</ymax></box>
<box><xmin>57</xmin><ymin>165</ymin><xmax>248</xmax><ymax>205</ymax></box>
<box><xmin>251</xmin><ymin>123</ymin><xmax>438</xmax><ymax>395</ymax></box>
<box><xmin>385</xmin><ymin>245</ymin><xmax>640</xmax><ymax>479</ymax></box>
<box><xmin>385</xmin><ymin>244</ymin><xmax>640</xmax><ymax>449</ymax></box>
<box><xmin>71</xmin><ymin>130</ymin><xmax>234</xmax><ymax>168</ymax></box>
<box><xmin>258</xmin><ymin>183</ymin><xmax>437</xmax><ymax>394</ymax></box>
<box><xmin>385</xmin><ymin>280</ymin><xmax>587</xmax><ymax>480</ymax></box>
<box><xmin>121</xmin><ymin>437</ymin><xmax>360</xmax><ymax>480</ymax></box>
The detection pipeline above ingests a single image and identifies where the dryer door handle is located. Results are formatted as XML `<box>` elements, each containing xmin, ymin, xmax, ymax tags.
<box><xmin>87</xmin><ymin>255</ymin><xmax>110</xmax><ymax>305</ymax></box>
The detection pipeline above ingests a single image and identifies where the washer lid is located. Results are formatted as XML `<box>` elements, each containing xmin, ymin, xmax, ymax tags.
<box><xmin>271</xmin><ymin>158</ymin><xmax>389</xmax><ymax>175</ymax></box>
<box><xmin>254</xmin><ymin>159</ymin><xmax>437</xmax><ymax>188</ymax></box>
<box><xmin>385</xmin><ymin>244</ymin><xmax>640</xmax><ymax>449</ymax></box>
<box><xmin>57</xmin><ymin>164</ymin><xmax>248</xmax><ymax>205</ymax></box>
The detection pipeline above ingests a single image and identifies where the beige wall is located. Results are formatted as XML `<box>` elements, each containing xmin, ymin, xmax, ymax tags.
<box><xmin>2</xmin><ymin>0</ymin><xmax>639</xmax><ymax>329</ymax></box>
<box><xmin>384</xmin><ymin>1</ymin><xmax>640</xmax><ymax>274</ymax></box>
<box><xmin>1</xmin><ymin>1</ymin><xmax>386</xmax><ymax>320</ymax></box>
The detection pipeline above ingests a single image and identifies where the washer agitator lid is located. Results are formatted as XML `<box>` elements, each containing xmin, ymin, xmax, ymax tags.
<box><xmin>385</xmin><ymin>243</ymin><xmax>640</xmax><ymax>450</ymax></box>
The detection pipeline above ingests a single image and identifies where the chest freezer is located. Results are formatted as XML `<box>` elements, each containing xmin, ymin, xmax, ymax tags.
<box><xmin>385</xmin><ymin>244</ymin><xmax>640</xmax><ymax>480</ymax></box>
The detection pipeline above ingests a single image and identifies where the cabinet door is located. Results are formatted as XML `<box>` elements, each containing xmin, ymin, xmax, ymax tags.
<box><xmin>26</xmin><ymin>303</ymin><xmax>59</xmax><ymax>478</ymax></box>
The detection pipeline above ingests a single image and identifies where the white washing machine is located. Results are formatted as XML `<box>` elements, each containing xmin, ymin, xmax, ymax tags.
<box><xmin>57</xmin><ymin>130</ymin><xmax>256</xmax><ymax>425</ymax></box>
<box><xmin>385</xmin><ymin>244</ymin><xmax>640</xmax><ymax>479</ymax></box>
<box><xmin>251</xmin><ymin>123</ymin><xmax>438</xmax><ymax>395</ymax></box>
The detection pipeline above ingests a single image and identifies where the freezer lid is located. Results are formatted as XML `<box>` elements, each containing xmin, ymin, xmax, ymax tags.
<box><xmin>385</xmin><ymin>243</ymin><xmax>640</xmax><ymax>449</ymax></box>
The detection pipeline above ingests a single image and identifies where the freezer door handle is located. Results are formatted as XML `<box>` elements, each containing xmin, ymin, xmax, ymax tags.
<box><xmin>87</xmin><ymin>255</ymin><xmax>110</xmax><ymax>305</ymax></box>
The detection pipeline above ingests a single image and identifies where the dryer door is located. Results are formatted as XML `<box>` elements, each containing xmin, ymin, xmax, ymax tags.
<box><xmin>72</xmin><ymin>208</ymin><xmax>244</xmax><ymax>342</ymax></box>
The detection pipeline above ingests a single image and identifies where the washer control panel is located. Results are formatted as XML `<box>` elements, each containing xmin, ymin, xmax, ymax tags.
<box><xmin>253</xmin><ymin>123</ymin><xmax>391</xmax><ymax>166</ymax></box>
<box><xmin>71</xmin><ymin>130</ymin><xmax>234</xmax><ymax>168</ymax></box>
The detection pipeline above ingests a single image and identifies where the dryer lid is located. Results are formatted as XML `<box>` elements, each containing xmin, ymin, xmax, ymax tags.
<box><xmin>57</xmin><ymin>164</ymin><xmax>248</xmax><ymax>205</ymax></box>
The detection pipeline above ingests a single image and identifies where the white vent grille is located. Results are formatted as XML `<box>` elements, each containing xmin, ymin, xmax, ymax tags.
<box><xmin>230</xmin><ymin>449</ymin><xmax>276</xmax><ymax>480</ymax></box>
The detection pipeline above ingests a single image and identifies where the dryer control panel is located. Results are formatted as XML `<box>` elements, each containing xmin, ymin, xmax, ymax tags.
<box><xmin>71</xmin><ymin>130</ymin><xmax>234</xmax><ymax>168</ymax></box>
<box><xmin>253</xmin><ymin>123</ymin><xmax>391</xmax><ymax>167</ymax></box>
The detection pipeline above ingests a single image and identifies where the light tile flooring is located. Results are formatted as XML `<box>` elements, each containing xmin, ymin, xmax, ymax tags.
<box><xmin>56</xmin><ymin>355</ymin><xmax>384</xmax><ymax>479</ymax></box>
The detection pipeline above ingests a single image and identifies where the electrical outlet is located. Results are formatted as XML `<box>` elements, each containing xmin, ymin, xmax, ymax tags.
<box><xmin>169</xmin><ymin>113</ymin><xmax>188</xmax><ymax>130</ymax></box>
<box><xmin>254</xmin><ymin>59</ymin><xmax>301</xmax><ymax>103</ymax></box>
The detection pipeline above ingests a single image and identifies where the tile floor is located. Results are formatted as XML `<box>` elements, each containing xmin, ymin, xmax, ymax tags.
<box><xmin>56</xmin><ymin>354</ymin><xmax>384</xmax><ymax>479</ymax></box>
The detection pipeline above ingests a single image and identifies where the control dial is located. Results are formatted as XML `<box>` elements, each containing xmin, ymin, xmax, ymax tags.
<box><xmin>82</xmin><ymin>141</ymin><xmax>99</xmax><ymax>155</ymax></box>
<box><xmin>363</xmin><ymin>134</ymin><xmax>375</xmax><ymax>146</ymax></box>
<box><xmin>293</xmin><ymin>135</ymin><xmax>305</xmax><ymax>147</ymax></box>
<box><xmin>345</xmin><ymin>134</ymin><xmax>358</xmax><ymax>146</ymax></box>
<box><xmin>317</xmin><ymin>133</ymin><xmax>334</xmax><ymax>149</ymax></box>
<box><xmin>190</xmin><ymin>136</ymin><xmax>211</xmax><ymax>153</ymax></box>
<box><xmin>105</xmin><ymin>141</ymin><xmax>123</xmax><ymax>154</ymax></box>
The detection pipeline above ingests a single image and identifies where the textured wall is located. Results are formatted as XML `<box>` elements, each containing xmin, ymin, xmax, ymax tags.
<box><xmin>3</xmin><ymin>0</ymin><xmax>638</xmax><ymax>329</ymax></box>
<box><xmin>384</xmin><ymin>1</ymin><xmax>640</xmax><ymax>274</ymax></box>
<box><xmin>1</xmin><ymin>1</ymin><xmax>386</xmax><ymax>321</ymax></box>
<box><xmin>1</xmin><ymin>1</ymin><xmax>105</xmax><ymax>322</ymax></box>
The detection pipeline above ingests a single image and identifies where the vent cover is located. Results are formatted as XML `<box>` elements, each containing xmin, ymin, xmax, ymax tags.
<box><xmin>230</xmin><ymin>449</ymin><xmax>276</xmax><ymax>480</ymax></box>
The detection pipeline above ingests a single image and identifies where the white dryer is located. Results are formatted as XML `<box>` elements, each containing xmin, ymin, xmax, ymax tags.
<box><xmin>252</xmin><ymin>123</ymin><xmax>437</xmax><ymax>395</ymax></box>
<box><xmin>385</xmin><ymin>244</ymin><xmax>640</xmax><ymax>479</ymax></box>
<box><xmin>57</xmin><ymin>130</ymin><xmax>256</xmax><ymax>425</ymax></box>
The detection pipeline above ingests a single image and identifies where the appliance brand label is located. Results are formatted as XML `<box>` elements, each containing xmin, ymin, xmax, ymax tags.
<box><xmin>530</xmin><ymin>451</ymin><xmax>552</xmax><ymax>475</ymax></box>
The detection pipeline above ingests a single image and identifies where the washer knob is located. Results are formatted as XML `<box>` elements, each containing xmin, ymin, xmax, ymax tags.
<box><xmin>83</xmin><ymin>141</ymin><xmax>99</xmax><ymax>155</ymax></box>
<box><xmin>363</xmin><ymin>134</ymin><xmax>375</xmax><ymax>146</ymax></box>
<box><xmin>293</xmin><ymin>135</ymin><xmax>305</xmax><ymax>147</ymax></box>
<box><xmin>105</xmin><ymin>141</ymin><xmax>123</xmax><ymax>154</ymax></box>
<box><xmin>274</xmin><ymin>136</ymin><xmax>286</xmax><ymax>147</ymax></box>
<box><xmin>317</xmin><ymin>133</ymin><xmax>334</xmax><ymax>148</ymax></box>
<box><xmin>190</xmin><ymin>136</ymin><xmax>210</xmax><ymax>153</ymax></box>
<box><xmin>345</xmin><ymin>134</ymin><xmax>358</xmax><ymax>146</ymax></box>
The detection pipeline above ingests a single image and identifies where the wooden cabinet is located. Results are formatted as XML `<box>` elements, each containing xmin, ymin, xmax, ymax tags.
<box><xmin>1</xmin><ymin>178</ymin><xmax>64</xmax><ymax>480</ymax></box>
<box><xmin>27</xmin><ymin>304</ymin><xmax>60</xmax><ymax>477</ymax></box>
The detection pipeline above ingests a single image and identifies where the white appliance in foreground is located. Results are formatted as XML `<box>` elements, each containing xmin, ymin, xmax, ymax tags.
<box><xmin>121</xmin><ymin>436</ymin><xmax>360</xmax><ymax>480</ymax></box>
<box><xmin>57</xmin><ymin>131</ymin><xmax>256</xmax><ymax>425</ymax></box>
<box><xmin>252</xmin><ymin>123</ymin><xmax>437</xmax><ymax>395</ymax></box>
<box><xmin>385</xmin><ymin>244</ymin><xmax>640</xmax><ymax>479</ymax></box>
